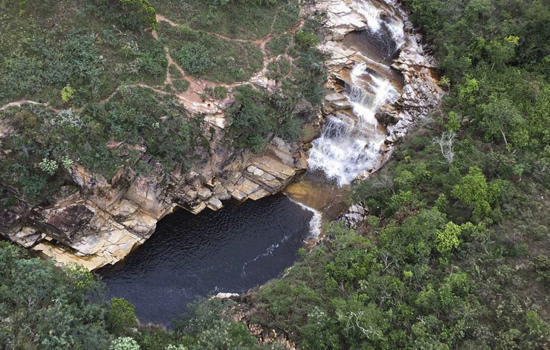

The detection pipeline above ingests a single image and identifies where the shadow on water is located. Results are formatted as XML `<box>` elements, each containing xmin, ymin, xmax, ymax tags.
<box><xmin>343</xmin><ymin>26</ymin><xmax>399</xmax><ymax>65</ymax></box>
<box><xmin>284</xmin><ymin>172</ymin><xmax>352</xmax><ymax>222</ymax></box>
<box><xmin>97</xmin><ymin>194</ymin><xmax>313</xmax><ymax>326</ymax></box>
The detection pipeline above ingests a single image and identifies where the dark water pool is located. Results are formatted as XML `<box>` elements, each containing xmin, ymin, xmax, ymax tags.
<box><xmin>97</xmin><ymin>194</ymin><xmax>313</xmax><ymax>326</ymax></box>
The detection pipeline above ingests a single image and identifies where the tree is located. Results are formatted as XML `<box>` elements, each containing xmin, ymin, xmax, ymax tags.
<box><xmin>175</xmin><ymin>43</ymin><xmax>212</xmax><ymax>75</ymax></box>
<box><xmin>94</xmin><ymin>0</ymin><xmax>158</xmax><ymax>31</ymax></box>
<box><xmin>436</xmin><ymin>222</ymin><xmax>462</xmax><ymax>254</ymax></box>
<box><xmin>433</xmin><ymin>131</ymin><xmax>456</xmax><ymax>164</ymax></box>
<box><xmin>486</xmin><ymin>36</ymin><xmax>519</xmax><ymax>69</ymax></box>
<box><xmin>107</xmin><ymin>298</ymin><xmax>137</xmax><ymax>335</ymax></box>
<box><xmin>478</xmin><ymin>98</ymin><xmax>526</xmax><ymax>147</ymax></box>
<box><xmin>452</xmin><ymin>167</ymin><xmax>491</xmax><ymax>220</ymax></box>
<box><xmin>0</xmin><ymin>242</ymin><xmax>111</xmax><ymax>350</ymax></box>
<box><xmin>110</xmin><ymin>337</ymin><xmax>140</xmax><ymax>350</ymax></box>
<box><xmin>60</xmin><ymin>84</ymin><xmax>76</xmax><ymax>103</ymax></box>
<box><xmin>119</xmin><ymin>0</ymin><xmax>157</xmax><ymax>30</ymax></box>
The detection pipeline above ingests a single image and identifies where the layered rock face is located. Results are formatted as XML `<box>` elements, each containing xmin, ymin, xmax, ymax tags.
<box><xmin>308</xmin><ymin>0</ymin><xmax>444</xmax><ymax>185</ymax></box>
<box><xmin>1</xmin><ymin>135</ymin><xmax>307</xmax><ymax>269</ymax></box>
<box><xmin>1</xmin><ymin>0</ymin><xmax>443</xmax><ymax>270</ymax></box>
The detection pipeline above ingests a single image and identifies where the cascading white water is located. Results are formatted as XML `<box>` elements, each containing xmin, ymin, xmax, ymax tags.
<box><xmin>288</xmin><ymin>198</ymin><xmax>323</xmax><ymax>239</ymax></box>
<box><xmin>308</xmin><ymin>63</ymin><xmax>398</xmax><ymax>186</ymax></box>
<box><xmin>355</xmin><ymin>0</ymin><xmax>383</xmax><ymax>32</ymax></box>
<box><xmin>354</xmin><ymin>0</ymin><xmax>405</xmax><ymax>47</ymax></box>
<box><xmin>307</xmin><ymin>0</ymin><xmax>405</xmax><ymax>186</ymax></box>
<box><xmin>350</xmin><ymin>64</ymin><xmax>398</xmax><ymax>127</ymax></box>
<box><xmin>385</xmin><ymin>17</ymin><xmax>405</xmax><ymax>48</ymax></box>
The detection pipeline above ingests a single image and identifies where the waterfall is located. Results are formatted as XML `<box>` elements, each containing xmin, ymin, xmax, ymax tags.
<box><xmin>355</xmin><ymin>0</ymin><xmax>383</xmax><ymax>32</ymax></box>
<box><xmin>354</xmin><ymin>0</ymin><xmax>405</xmax><ymax>48</ymax></box>
<box><xmin>307</xmin><ymin>0</ymin><xmax>405</xmax><ymax>186</ymax></box>
<box><xmin>385</xmin><ymin>17</ymin><xmax>405</xmax><ymax>48</ymax></box>
<box><xmin>308</xmin><ymin>63</ymin><xmax>397</xmax><ymax>186</ymax></box>
<box><xmin>288</xmin><ymin>198</ymin><xmax>323</xmax><ymax>239</ymax></box>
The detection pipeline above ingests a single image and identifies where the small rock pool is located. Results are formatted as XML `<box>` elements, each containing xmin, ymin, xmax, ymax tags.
<box><xmin>97</xmin><ymin>194</ymin><xmax>313</xmax><ymax>326</ymax></box>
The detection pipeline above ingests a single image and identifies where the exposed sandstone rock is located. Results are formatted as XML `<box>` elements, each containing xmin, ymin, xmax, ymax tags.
<box><xmin>324</xmin><ymin>92</ymin><xmax>347</xmax><ymax>103</ymax></box>
<box><xmin>1</xmin><ymin>132</ymin><xmax>307</xmax><ymax>270</ymax></box>
<box><xmin>11</xmin><ymin>227</ymin><xmax>44</xmax><ymax>248</ymax></box>
<box><xmin>2</xmin><ymin>0</ymin><xmax>442</xmax><ymax>272</ymax></box>
<box><xmin>314</xmin><ymin>0</ymin><xmax>444</xmax><ymax>180</ymax></box>
<box><xmin>339</xmin><ymin>204</ymin><xmax>367</xmax><ymax>229</ymax></box>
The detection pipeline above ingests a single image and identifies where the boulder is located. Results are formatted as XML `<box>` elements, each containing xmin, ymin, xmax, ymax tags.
<box><xmin>207</xmin><ymin>197</ymin><xmax>223</xmax><ymax>211</ymax></box>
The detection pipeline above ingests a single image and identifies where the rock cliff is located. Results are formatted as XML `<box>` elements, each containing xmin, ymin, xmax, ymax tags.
<box><xmin>0</xmin><ymin>0</ymin><xmax>443</xmax><ymax>270</ymax></box>
<box><xmin>313</xmin><ymin>0</ymin><xmax>444</xmax><ymax>176</ymax></box>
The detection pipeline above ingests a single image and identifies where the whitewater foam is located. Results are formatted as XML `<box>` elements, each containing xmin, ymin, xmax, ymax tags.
<box><xmin>307</xmin><ymin>0</ymin><xmax>405</xmax><ymax>186</ymax></box>
<box><xmin>308</xmin><ymin>63</ymin><xmax>397</xmax><ymax>186</ymax></box>
<box><xmin>288</xmin><ymin>197</ymin><xmax>323</xmax><ymax>239</ymax></box>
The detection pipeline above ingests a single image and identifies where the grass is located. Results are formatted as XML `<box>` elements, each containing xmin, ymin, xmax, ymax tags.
<box><xmin>151</xmin><ymin>0</ymin><xmax>299</xmax><ymax>40</ymax></box>
<box><xmin>0</xmin><ymin>0</ymin><xmax>320</xmax><ymax>203</ymax></box>
<box><xmin>271</xmin><ymin>1</ymin><xmax>300</xmax><ymax>35</ymax></box>
<box><xmin>266</xmin><ymin>34</ymin><xmax>291</xmax><ymax>56</ymax></box>
<box><xmin>169</xmin><ymin>63</ymin><xmax>184</xmax><ymax>79</ymax></box>
<box><xmin>173</xmin><ymin>79</ymin><xmax>190</xmax><ymax>93</ymax></box>
<box><xmin>159</xmin><ymin>22</ymin><xmax>263</xmax><ymax>83</ymax></box>
<box><xmin>0</xmin><ymin>87</ymin><xmax>207</xmax><ymax>204</ymax></box>
<box><xmin>168</xmin><ymin>64</ymin><xmax>190</xmax><ymax>92</ymax></box>
<box><xmin>0</xmin><ymin>0</ymin><xmax>166</xmax><ymax>107</ymax></box>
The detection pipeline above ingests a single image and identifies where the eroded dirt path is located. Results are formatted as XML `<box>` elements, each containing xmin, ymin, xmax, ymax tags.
<box><xmin>0</xmin><ymin>100</ymin><xmax>57</xmax><ymax>112</ymax></box>
<box><xmin>1</xmin><ymin>8</ymin><xmax>305</xmax><ymax>117</ymax></box>
<box><xmin>153</xmin><ymin>5</ymin><xmax>298</xmax><ymax>96</ymax></box>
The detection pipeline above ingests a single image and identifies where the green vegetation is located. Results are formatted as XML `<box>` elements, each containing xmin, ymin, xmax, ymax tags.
<box><xmin>0</xmin><ymin>241</ymin><xmax>280</xmax><ymax>349</ymax></box>
<box><xmin>107</xmin><ymin>298</ymin><xmax>138</xmax><ymax>335</ymax></box>
<box><xmin>5</xmin><ymin>0</ymin><xmax>550</xmax><ymax>348</ymax></box>
<box><xmin>266</xmin><ymin>34</ymin><xmax>291</xmax><ymax>56</ymax></box>
<box><xmin>0</xmin><ymin>0</ymin><xmax>166</xmax><ymax>107</ymax></box>
<box><xmin>0</xmin><ymin>88</ymin><xmax>205</xmax><ymax>203</ymax></box>
<box><xmin>159</xmin><ymin>22</ymin><xmax>263</xmax><ymax>83</ymax></box>
<box><xmin>204</xmin><ymin>86</ymin><xmax>229</xmax><ymax>100</ymax></box>
<box><xmin>0</xmin><ymin>0</ymin><xmax>324</xmax><ymax>346</ymax></box>
<box><xmin>249</xmin><ymin>189</ymin><xmax>550</xmax><ymax>348</ymax></box>
<box><xmin>151</xmin><ymin>0</ymin><xmax>298</xmax><ymax>40</ymax></box>
<box><xmin>0</xmin><ymin>241</ymin><xmax>111</xmax><ymax>349</ymax></box>
<box><xmin>228</xmin><ymin>15</ymin><xmax>326</xmax><ymax>151</ymax></box>
<box><xmin>168</xmin><ymin>64</ymin><xmax>190</xmax><ymax>93</ymax></box>
<box><xmin>88</xmin><ymin>0</ymin><xmax>158</xmax><ymax>31</ymax></box>
<box><xmin>0</xmin><ymin>0</ymin><xmax>319</xmax><ymax>206</ymax></box>
<box><xmin>244</xmin><ymin>0</ymin><xmax>550</xmax><ymax>348</ymax></box>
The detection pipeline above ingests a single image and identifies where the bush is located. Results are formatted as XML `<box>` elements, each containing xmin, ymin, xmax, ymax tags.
<box><xmin>0</xmin><ymin>242</ymin><xmax>112</xmax><ymax>349</ymax></box>
<box><xmin>204</xmin><ymin>86</ymin><xmax>228</xmax><ymax>100</ymax></box>
<box><xmin>173</xmin><ymin>79</ymin><xmax>190</xmax><ymax>93</ymax></box>
<box><xmin>89</xmin><ymin>0</ymin><xmax>158</xmax><ymax>31</ymax></box>
<box><xmin>107</xmin><ymin>298</ymin><xmax>137</xmax><ymax>335</ymax></box>
<box><xmin>60</xmin><ymin>84</ymin><xmax>76</xmax><ymax>102</ymax></box>
<box><xmin>38</xmin><ymin>158</ymin><xmax>58</xmax><ymax>176</ymax></box>
<box><xmin>110</xmin><ymin>337</ymin><xmax>140</xmax><ymax>350</ymax></box>
<box><xmin>176</xmin><ymin>43</ymin><xmax>212</xmax><ymax>75</ymax></box>
<box><xmin>174</xmin><ymin>299</ymin><xmax>261</xmax><ymax>349</ymax></box>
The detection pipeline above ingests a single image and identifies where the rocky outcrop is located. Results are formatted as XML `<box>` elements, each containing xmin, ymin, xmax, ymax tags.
<box><xmin>0</xmin><ymin>133</ymin><xmax>307</xmax><ymax>269</ymax></box>
<box><xmin>312</xmin><ymin>0</ymin><xmax>444</xmax><ymax>174</ymax></box>
<box><xmin>339</xmin><ymin>204</ymin><xmax>368</xmax><ymax>229</ymax></box>
<box><xmin>1</xmin><ymin>0</ymin><xmax>443</xmax><ymax>270</ymax></box>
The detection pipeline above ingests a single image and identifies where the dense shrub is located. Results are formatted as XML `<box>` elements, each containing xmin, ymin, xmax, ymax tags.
<box><xmin>107</xmin><ymin>298</ymin><xmax>138</xmax><ymax>335</ymax></box>
<box><xmin>176</xmin><ymin>42</ymin><xmax>212</xmax><ymax>75</ymax></box>
<box><xmin>0</xmin><ymin>242</ymin><xmax>112</xmax><ymax>350</ymax></box>
<box><xmin>0</xmin><ymin>88</ymin><xmax>205</xmax><ymax>203</ymax></box>
<box><xmin>88</xmin><ymin>0</ymin><xmax>158</xmax><ymax>31</ymax></box>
